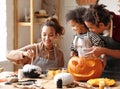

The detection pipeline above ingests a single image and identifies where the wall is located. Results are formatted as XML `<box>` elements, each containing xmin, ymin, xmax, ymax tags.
<box><xmin>0</xmin><ymin>0</ymin><xmax>7</xmax><ymax>61</ymax></box>
<box><xmin>60</xmin><ymin>0</ymin><xmax>77</xmax><ymax>67</ymax></box>
<box><xmin>99</xmin><ymin>0</ymin><xmax>120</xmax><ymax>14</ymax></box>
<box><xmin>0</xmin><ymin>0</ymin><xmax>14</xmax><ymax>71</ymax></box>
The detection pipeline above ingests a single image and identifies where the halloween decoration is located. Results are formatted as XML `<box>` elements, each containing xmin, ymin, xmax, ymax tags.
<box><xmin>68</xmin><ymin>56</ymin><xmax>103</xmax><ymax>81</ymax></box>
<box><xmin>23</xmin><ymin>64</ymin><xmax>41</xmax><ymax>78</ymax></box>
<box><xmin>47</xmin><ymin>68</ymin><xmax>67</xmax><ymax>79</ymax></box>
<box><xmin>54</xmin><ymin>73</ymin><xmax>74</xmax><ymax>85</ymax></box>
<box><xmin>57</xmin><ymin>78</ymin><xmax>62</xmax><ymax>88</ymax></box>
<box><xmin>87</xmin><ymin>78</ymin><xmax>116</xmax><ymax>86</ymax></box>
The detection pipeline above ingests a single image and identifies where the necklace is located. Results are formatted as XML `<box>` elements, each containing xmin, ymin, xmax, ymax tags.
<box><xmin>39</xmin><ymin>42</ymin><xmax>57</xmax><ymax>60</ymax></box>
<box><xmin>41</xmin><ymin>45</ymin><xmax>55</xmax><ymax>60</ymax></box>
<box><xmin>45</xmin><ymin>48</ymin><xmax>54</xmax><ymax>60</ymax></box>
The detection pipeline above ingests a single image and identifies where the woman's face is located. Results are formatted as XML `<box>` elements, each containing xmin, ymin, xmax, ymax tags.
<box><xmin>68</xmin><ymin>20</ymin><xmax>86</xmax><ymax>34</ymax></box>
<box><xmin>84</xmin><ymin>21</ymin><xmax>105</xmax><ymax>34</ymax></box>
<box><xmin>41</xmin><ymin>26</ymin><xmax>56</xmax><ymax>48</ymax></box>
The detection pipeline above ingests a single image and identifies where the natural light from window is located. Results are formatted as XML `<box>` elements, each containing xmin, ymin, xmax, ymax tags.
<box><xmin>0</xmin><ymin>1</ymin><xmax>7</xmax><ymax>61</ymax></box>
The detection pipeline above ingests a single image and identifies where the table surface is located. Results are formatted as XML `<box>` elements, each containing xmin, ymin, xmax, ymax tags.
<box><xmin>0</xmin><ymin>76</ymin><xmax>120</xmax><ymax>89</ymax></box>
<box><xmin>0</xmin><ymin>71</ymin><xmax>120</xmax><ymax>89</ymax></box>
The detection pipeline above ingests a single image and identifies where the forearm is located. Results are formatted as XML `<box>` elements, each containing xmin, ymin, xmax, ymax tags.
<box><xmin>7</xmin><ymin>50</ymin><xmax>31</xmax><ymax>65</ymax></box>
<box><xmin>102</xmin><ymin>47</ymin><xmax>120</xmax><ymax>59</ymax></box>
<box><xmin>6</xmin><ymin>50</ymin><xmax>24</xmax><ymax>60</ymax></box>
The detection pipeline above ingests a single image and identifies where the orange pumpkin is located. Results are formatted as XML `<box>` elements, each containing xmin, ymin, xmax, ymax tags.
<box><xmin>68</xmin><ymin>56</ymin><xmax>104</xmax><ymax>81</ymax></box>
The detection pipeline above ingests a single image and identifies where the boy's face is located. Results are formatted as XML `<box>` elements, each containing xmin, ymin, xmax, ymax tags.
<box><xmin>68</xmin><ymin>20</ymin><xmax>86</xmax><ymax>34</ymax></box>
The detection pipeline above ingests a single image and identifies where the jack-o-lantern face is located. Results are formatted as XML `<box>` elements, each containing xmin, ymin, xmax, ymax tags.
<box><xmin>68</xmin><ymin>56</ymin><xmax>104</xmax><ymax>81</ymax></box>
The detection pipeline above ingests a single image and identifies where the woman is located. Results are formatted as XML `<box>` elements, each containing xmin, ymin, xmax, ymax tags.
<box><xmin>83</xmin><ymin>4</ymin><xmax>120</xmax><ymax>80</ymax></box>
<box><xmin>7</xmin><ymin>17</ymin><xmax>65</xmax><ymax>73</ymax></box>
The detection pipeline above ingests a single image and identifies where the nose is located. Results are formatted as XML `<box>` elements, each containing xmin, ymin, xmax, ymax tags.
<box><xmin>45</xmin><ymin>35</ymin><xmax>49</xmax><ymax>39</ymax></box>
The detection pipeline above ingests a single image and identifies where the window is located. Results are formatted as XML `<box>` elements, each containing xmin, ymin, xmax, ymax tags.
<box><xmin>0</xmin><ymin>0</ymin><xmax>7</xmax><ymax>61</ymax></box>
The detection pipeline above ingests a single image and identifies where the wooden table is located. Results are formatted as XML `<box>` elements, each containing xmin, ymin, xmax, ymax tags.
<box><xmin>1</xmin><ymin>76</ymin><xmax>120</xmax><ymax>89</ymax></box>
<box><xmin>0</xmin><ymin>72</ymin><xmax>120</xmax><ymax>89</ymax></box>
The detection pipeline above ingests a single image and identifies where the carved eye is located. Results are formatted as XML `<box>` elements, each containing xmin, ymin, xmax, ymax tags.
<box><xmin>87</xmin><ymin>59</ymin><xmax>96</xmax><ymax>67</ymax></box>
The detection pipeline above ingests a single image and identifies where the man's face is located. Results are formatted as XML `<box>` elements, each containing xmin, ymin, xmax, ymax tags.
<box><xmin>84</xmin><ymin>21</ymin><xmax>104</xmax><ymax>34</ymax></box>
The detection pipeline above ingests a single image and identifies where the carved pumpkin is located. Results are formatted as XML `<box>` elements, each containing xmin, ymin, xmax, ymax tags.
<box><xmin>68</xmin><ymin>56</ymin><xmax>104</xmax><ymax>81</ymax></box>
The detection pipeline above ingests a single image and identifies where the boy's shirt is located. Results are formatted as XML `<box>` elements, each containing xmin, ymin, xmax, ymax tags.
<box><xmin>71</xmin><ymin>31</ymin><xmax>104</xmax><ymax>56</ymax></box>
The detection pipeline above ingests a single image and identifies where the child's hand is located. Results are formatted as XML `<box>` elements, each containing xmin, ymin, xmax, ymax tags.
<box><xmin>70</xmin><ymin>51</ymin><xmax>78</xmax><ymax>58</ymax></box>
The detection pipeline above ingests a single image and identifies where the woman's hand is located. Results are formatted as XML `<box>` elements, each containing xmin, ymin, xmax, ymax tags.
<box><xmin>23</xmin><ymin>49</ymin><xmax>34</xmax><ymax>59</ymax></box>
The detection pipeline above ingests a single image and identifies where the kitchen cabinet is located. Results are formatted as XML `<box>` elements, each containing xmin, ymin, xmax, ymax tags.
<box><xmin>14</xmin><ymin>0</ymin><xmax>35</xmax><ymax>50</ymax></box>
